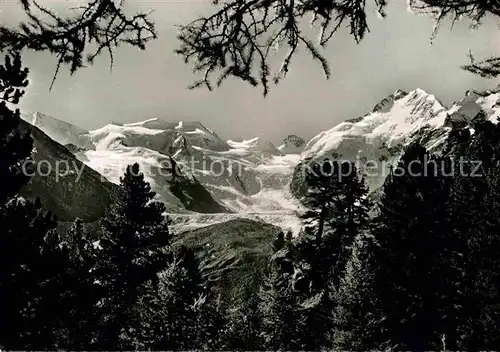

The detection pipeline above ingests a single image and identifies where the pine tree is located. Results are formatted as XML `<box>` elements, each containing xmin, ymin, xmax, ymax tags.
<box><xmin>333</xmin><ymin>233</ymin><xmax>385</xmax><ymax>350</ymax></box>
<box><xmin>94</xmin><ymin>163</ymin><xmax>171</xmax><ymax>349</ymax></box>
<box><xmin>57</xmin><ymin>218</ymin><xmax>100</xmax><ymax>349</ymax></box>
<box><xmin>272</xmin><ymin>231</ymin><xmax>286</xmax><ymax>252</ymax></box>
<box><xmin>0</xmin><ymin>54</ymin><xmax>31</xmax><ymax>204</ymax></box>
<box><xmin>302</xmin><ymin>158</ymin><xmax>340</xmax><ymax>246</ymax></box>
<box><xmin>302</xmin><ymin>159</ymin><xmax>370</xmax><ymax>284</ymax></box>
<box><xmin>0</xmin><ymin>54</ymin><xmax>74</xmax><ymax>350</ymax></box>
<box><xmin>445</xmin><ymin>119</ymin><xmax>500</xmax><ymax>350</ymax></box>
<box><xmin>138</xmin><ymin>245</ymin><xmax>204</xmax><ymax>350</ymax></box>
<box><xmin>259</xmin><ymin>242</ymin><xmax>302</xmax><ymax>351</ymax></box>
<box><xmin>324</xmin><ymin>161</ymin><xmax>371</xmax><ymax>287</ymax></box>
<box><xmin>225</xmin><ymin>296</ymin><xmax>263</xmax><ymax>351</ymax></box>
<box><xmin>291</xmin><ymin>161</ymin><xmax>372</xmax><ymax>350</ymax></box>
<box><xmin>193</xmin><ymin>290</ymin><xmax>229</xmax><ymax>351</ymax></box>
<box><xmin>365</xmin><ymin>142</ymin><xmax>453</xmax><ymax>350</ymax></box>
<box><xmin>0</xmin><ymin>197</ymin><xmax>66</xmax><ymax>350</ymax></box>
<box><xmin>289</xmin><ymin>233</ymin><xmax>333</xmax><ymax>350</ymax></box>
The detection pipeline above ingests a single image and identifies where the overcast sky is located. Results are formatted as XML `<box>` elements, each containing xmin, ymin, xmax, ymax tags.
<box><xmin>2</xmin><ymin>0</ymin><xmax>500</xmax><ymax>143</ymax></box>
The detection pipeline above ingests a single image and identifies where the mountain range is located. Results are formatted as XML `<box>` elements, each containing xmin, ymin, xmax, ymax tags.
<box><xmin>19</xmin><ymin>85</ymin><xmax>500</xmax><ymax>233</ymax></box>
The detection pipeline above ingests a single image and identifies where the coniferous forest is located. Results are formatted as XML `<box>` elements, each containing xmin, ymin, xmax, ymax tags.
<box><xmin>3</xmin><ymin>51</ymin><xmax>500</xmax><ymax>351</ymax></box>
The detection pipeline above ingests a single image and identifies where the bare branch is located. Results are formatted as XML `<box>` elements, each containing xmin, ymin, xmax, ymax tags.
<box><xmin>409</xmin><ymin>0</ymin><xmax>500</xmax><ymax>78</ymax></box>
<box><xmin>0</xmin><ymin>0</ymin><xmax>157</xmax><ymax>89</ymax></box>
<box><xmin>463</xmin><ymin>51</ymin><xmax>500</xmax><ymax>78</ymax></box>
<box><xmin>175</xmin><ymin>0</ymin><xmax>385</xmax><ymax>96</ymax></box>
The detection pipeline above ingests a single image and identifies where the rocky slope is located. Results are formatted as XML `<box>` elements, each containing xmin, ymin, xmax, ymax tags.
<box><xmin>22</xmin><ymin>112</ymin><xmax>91</xmax><ymax>148</ymax></box>
<box><xmin>278</xmin><ymin>134</ymin><xmax>306</xmax><ymax>154</ymax></box>
<box><xmin>17</xmin><ymin>119</ymin><xmax>117</xmax><ymax>222</ymax></box>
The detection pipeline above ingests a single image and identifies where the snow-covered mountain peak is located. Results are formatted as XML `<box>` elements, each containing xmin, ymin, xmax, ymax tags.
<box><xmin>22</xmin><ymin>113</ymin><xmax>305</xmax><ymax>233</ymax></box>
<box><xmin>292</xmin><ymin>86</ymin><xmax>500</xmax><ymax>198</ymax></box>
<box><xmin>302</xmin><ymin>88</ymin><xmax>447</xmax><ymax>162</ymax></box>
<box><xmin>124</xmin><ymin>118</ymin><xmax>217</xmax><ymax>135</ymax></box>
<box><xmin>446</xmin><ymin>86</ymin><xmax>500</xmax><ymax>126</ymax></box>
<box><xmin>82</xmin><ymin>118</ymin><xmax>230</xmax><ymax>155</ymax></box>
<box><xmin>294</xmin><ymin>88</ymin><xmax>449</xmax><ymax>193</ymax></box>
<box><xmin>372</xmin><ymin>89</ymin><xmax>409</xmax><ymax>113</ymax></box>
<box><xmin>393</xmin><ymin>88</ymin><xmax>408</xmax><ymax>98</ymax></box>
<box><xmin>278</xmin><ymin>135</ymin><xmax>306</xmax><ymax>154</ymax></box>
<box><xmin>227</xmin><ymin>137</ymin><xmax>283</xmax><ymax>158</ymax></box>
<box><xmin>125</xmin><ymin>118</ymin><xmax>176</xmax><ymax>130</ymax></box>
<box><xmin>20</xmin><ymin>85</ymin><xmax>500</xmax><ymax>235</ymax></box>
<box><xmin>21</xmin><ymin>112</ymin><xmax>89</xmax><ymax>147</ymax></box>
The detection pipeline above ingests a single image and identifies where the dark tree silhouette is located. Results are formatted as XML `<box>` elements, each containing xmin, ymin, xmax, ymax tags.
<box><xmin>59</xmin><ymin>218</ymin><xmax>101</xmax><ymax>349</ymax></box>
<box><xmin>361</xmin><ymin>142</ymin><xmax>453</xmax><ymax>350</ymax></box>
<box><xmin>444</xmin><ymin>119</ymin><xmax>500</xmax><ymax>350</ymax></box>
<box><xmin>2</xmin><ymin>0</ymin><xmax>498</xmax><ymax>94</ymax></box>
<box><xmin>0</xmin><ymin>198</ymin><xmax>67</xmax><ymax>350</ymax></box>
<box><xmin>0</xmin><ymin>54</ymin><xmax>31</xmax><ymax>204</ymax></box>
<box><xmin>175</xmin><ymin>0</ymin><xmax>388</xmax><ymax>96</ymax></box>
<box><xmin>0</xmin><ymin>0</ymin><xmax>156</xmax><ymax>88</ymax></box>
<box><xmin>176</xmin><ymin>0</ymin><xmax>500</xmax><ymax>95</ymax></box>
<box><xmin>333</xmin><ymin>233</ymin><xmax>384</xmax><ymax>351</ymax></box>
<box><xmin>138</xmin><ymin>245</ymin><xmax>204</xmax><ymax>350</ymax></box>
<box><xmin>94</xmin><ymin>163</ymin><xmax>171</xmax><ymax>349</ymax></box>
<box><xmin>302</xmin><ymin>159</ymin><xmax>370</xmax><ymax>285</ymax></box>
<box><xmin>259</xmin><ymin>239</ymin><xmax>302</xmax><ymax>350</ymax></box>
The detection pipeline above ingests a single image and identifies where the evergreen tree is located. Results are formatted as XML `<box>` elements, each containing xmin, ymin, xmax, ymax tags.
<box><xmin>58</xmin><ymin>218</ymin><xmax>100</xmax><ymax>349</ymax></box>
<box><xmin>302</xmin><ymin>157</ymin><xmax>339</xmax><ymax>246</ymax></box>
<box><xmin>0</xmin><ymin>54</ymin><xmax>31</xmax><ymax>204</ymax></box>
<box><xmin>94</xmin><ymin>163</ymin><xmax>171</xmax><ymax>349</ymax></box>
<box><xmin>0</xmin><ymin>197</ymin><xmax>66</xmax><ymax>350</ymax></box>
<box><xmin>445</xmin><ymin>119</ymin><xmax>500</xmax><ymax>350</ymax></box>
<box><xmin>293</xmin><ymin>161</ymin><xmax>372</xmax><ymax>350</ymax></box>
<box><xmin>138</xmin><ymin>245</ymin><xmax>204</xmax><ymax>350</ymax></box>
<box><xmin>194</xmin><ymin>291</ymin><xmax>229</xmax><ymax>351</ymax></box>
<box><xmin>324</xmin><ymin>161</ymin><xmax>371</xmax><ymax>287</ymax></box>
<box><xmin>0</xmin><ymin>54</ymin><xmax>75</xmax><ymax>350</ymax></box>
<box><xmin>259</xmin><ymin>242</ymin><xmax>302</xmax><ymax>351</ymax></box>
<box><xmin>225</xmin><ymin>296</ymin><xmax>263</xmax><ymax>351</ymax></box>
<box><xmin>333</xmin><ymin>233</ymin><xmax>385</xmax><ymax>350</ymax></box>
<box><xmin>272</xmin><ymin>231</ymin><xmax>286</xmax><ymax>252</ymax></box>
<box><xmin>302</xmin><ymin>159</ymin><xmax>370</xmax><ymax>284</ymax></box>
<box><xmin>176</xmin><ymin>0</ymin><xmax>499</xmax><ymax>95</ymax></box>
<box><xmin>289</xmin><ymin>233</ymin><xmax>333</xmax><ymax>350</ymax></box>
<box><xmin>365</xmin><ymin>142</ymin><xmax>453</xmax><ymax>350</ymax></box>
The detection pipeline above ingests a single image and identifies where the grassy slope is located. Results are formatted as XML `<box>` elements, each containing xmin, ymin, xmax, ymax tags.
<box><xmin>175</xmin><ymin>218</ymin><xmax>281</xmax><ymax>308</ymax></box>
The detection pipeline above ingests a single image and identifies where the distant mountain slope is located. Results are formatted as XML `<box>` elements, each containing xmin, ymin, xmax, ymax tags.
<box><xmin>175</xmin><ymin>219</ymin><xmax>281</xmax><ymax>307</ymax></box>
<box><xmin>21</xmin><ymin>112</ymin><xmax>91</xmax><ymax>147</ymax></box>
<box><xmin>446</xmin><ymin>87</ymin><xmax>500</xmax><ymax>126</ymax></box>
<box><xmin>22</xmin><ymin>115</ymin><xmax>305</xmax><ymax>232</ymax></box>
<box><xmin>278</xmin><ymin>134</ymin><xmax>306</xmax><ymax>154</ymax></box>
<box><xmin>17</xmin><ymin>119</ymin><xmax>117</xmax><ymax>222</ymax></box>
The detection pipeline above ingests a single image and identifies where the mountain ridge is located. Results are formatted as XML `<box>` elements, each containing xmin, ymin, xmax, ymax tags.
<box><xmin>20</xmin><ymin>84</ymin><xmax>500</xmax><ymax>232</ymax></box>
